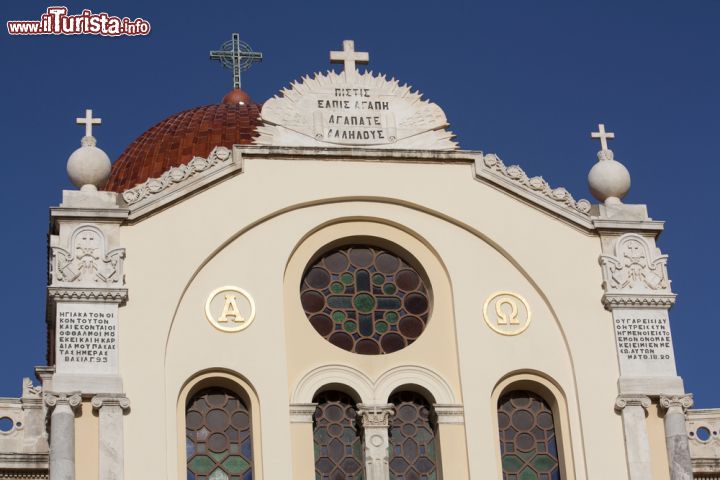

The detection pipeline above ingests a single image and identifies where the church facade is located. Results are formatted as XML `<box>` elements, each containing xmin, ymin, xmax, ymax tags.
<box><xmin>0</xmin><ymin>37</ymin><xmax>719</xmax><ymax>480</ymax></box>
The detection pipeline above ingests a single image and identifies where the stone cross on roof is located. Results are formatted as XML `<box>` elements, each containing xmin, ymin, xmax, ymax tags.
<box><xmin>76</xmin><ymin>109</ymin><xmax>101</xmax><ymax>138</ymax></box>
<box><xmin>591</xmin><ymin>123</ymin><xmax>615</xmax><ymax>151</ymax></box>
<box><xmin>330</xmin><ymin>40</ymin><xmax>369</xmax><ymax>78</ymax></box>
<box><xmin>210</xmin><ymin>33</ymin><xmax>263</xmax><ymax>89</ymax></box>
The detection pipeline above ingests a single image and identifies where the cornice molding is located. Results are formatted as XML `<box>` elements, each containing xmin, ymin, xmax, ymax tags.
<box><xmin>47</xmin><ymin>287</ymin><xmax>128</xmax><ymax>304</ymax></box>
<box><xmin>602</xmin><ymin>293</ymin><xmax>677</xmax><ymax>310</ymax></box>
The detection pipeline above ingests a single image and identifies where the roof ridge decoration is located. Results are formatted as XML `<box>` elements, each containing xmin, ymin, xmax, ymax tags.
<box><xmin>122</xmin><ymin>146</ymin><xmax>233</xmax><ymax>205</ymax></box>
<box><xmin>480</xmin><ymin>153</ymin><xmax>592</xmax><ymax>217</ymax></box>
<box><xmin>254</xmin><ymin>40</ymin><xmax>457</xmax><ymax>150</ymax></box>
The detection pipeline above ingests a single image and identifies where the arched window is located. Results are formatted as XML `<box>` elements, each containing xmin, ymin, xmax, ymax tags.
<box><xmin>313</xmin><ymin>391</ymin><xmax>364</xmax><ymax>479</ymax></box>
<box><xmin>186</xmin><ymin>387</ymin><xmax>253</xmax><ymax>480</ymax></box>
<box><xmin>389</xmin><ymin>391</ymin><xmax>439</xmax><ymax>479</ymax></box>
<box><xmin>497</xmin><ymin>390</ymin><xmax>562</xmax><ymax>480</ymax></box>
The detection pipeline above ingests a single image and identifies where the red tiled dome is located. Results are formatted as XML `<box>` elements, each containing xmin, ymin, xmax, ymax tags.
<box><xmin>104</xmin><ymin>91</ymin><xmax>262</xmax><ymax>192</ymax></box>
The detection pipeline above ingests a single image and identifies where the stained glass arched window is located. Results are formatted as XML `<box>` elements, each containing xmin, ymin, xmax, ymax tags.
<box><xmin>186</xmin><ymin>387</ymin><xmax>253</xmax><ymax>480</ymax></box>
<box><xmin>388</xmin><ymin>392</ymin><xmax>438</xmax><ymax>479</ymax></box>
<box><xmin>498</xmin><ymin>391</ymin><xmax>562</xmax><ymax>480</ymax></box>
<box><xmin>301</xmin><ymin>245</ymin><xmax>431</xmax><ymax>354</ymax></box>
<box><xmin>313</xmin><ymin>391</ymin><xmax>364</xmax><ymax>479</ymax></box>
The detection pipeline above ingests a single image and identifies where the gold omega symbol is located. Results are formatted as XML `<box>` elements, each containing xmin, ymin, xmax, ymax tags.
<box><xmin>483</xmin><ymin>291</ymin><xmax>531</xmax><ymax>336</ymax></box>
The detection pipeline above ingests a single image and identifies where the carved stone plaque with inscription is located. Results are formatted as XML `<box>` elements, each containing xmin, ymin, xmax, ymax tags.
<box><xmin>613</xmin><ymin>309</ymin><xmax>676</xmax><ymax>377</ymax></box>
<box><xmin>56</xmin><ymin>303</ymin><xmax>118</xmax><ymax>375</ymax></box>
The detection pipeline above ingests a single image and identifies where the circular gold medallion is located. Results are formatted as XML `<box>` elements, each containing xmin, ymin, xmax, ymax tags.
<box><xmin>483</xmin><ymin>291</ymin><xmax>531</xmax><ymax>336</ymax></box>
<box><xmin>205</xmin><ymin>286</ymin><xmax>256</xmax><ymax>332</ymax></box>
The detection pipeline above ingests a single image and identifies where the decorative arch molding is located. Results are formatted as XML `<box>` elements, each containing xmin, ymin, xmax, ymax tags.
<box><xmin>375</xmin><ymin>365</ymin><xmax>456</xmax><ymax>405</ymax></box>
<box><xmin>291</xmin><ymin>364</ymin><xmax>375</xmax><ymax>404</ymax></box>
<box><xmin>291</xmin><ymin>364</ymin><xmax>458</xmax><ymax>405</ymax></box>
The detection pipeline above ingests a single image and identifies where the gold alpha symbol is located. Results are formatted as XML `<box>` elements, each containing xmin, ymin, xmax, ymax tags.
<box><xmin>483</xmin><ymin>291</ymin><xmax>531</xmax><ymax>336</ymax></box>
<box><xmin>218</xmin><ymin>295</ymin><xmax>244</xmax><ymax>323</ymax></box>
<box><xmin>205</xmin><ymin>286</ymin><xmax>256</xmax><ymax>332</ymax></box>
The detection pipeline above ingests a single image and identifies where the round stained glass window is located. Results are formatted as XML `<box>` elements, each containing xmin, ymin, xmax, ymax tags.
<box><xmin>301</xmin><ymin>245</ymin><xmax>431</xmax><ymax>354</ymax></box>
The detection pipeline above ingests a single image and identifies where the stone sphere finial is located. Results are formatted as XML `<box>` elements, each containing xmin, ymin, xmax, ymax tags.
<box><xmin>67</xmin><ymin>109</ymin><xmax>111</xmax><ymax>191</ymax></box>
<box><xmin>587</xmin><ymin>149</ymin><xmax>631</xmax><ymax>205</ymax></box>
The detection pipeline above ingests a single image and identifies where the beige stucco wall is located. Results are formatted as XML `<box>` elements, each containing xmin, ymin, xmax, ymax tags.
<box><xmin>115</xmin><ymin>156</ymin><xmax>629</xmax><ymax>479</ymax></box>
<box><xmin>648</xmin><ymin>402</ymin><xmax>671</xmax><ymax>480</ymax></box>
<box><xmin>75</xmin><ymin>401</ymin><xmax>98</xmax><ymax>480</ymax></box>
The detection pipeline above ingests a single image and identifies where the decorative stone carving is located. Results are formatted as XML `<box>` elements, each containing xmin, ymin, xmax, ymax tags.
<box><xmin>685</xmin><ymin>408</ymin><xmax>720</xmax><ymax>477</ymax></box>
<box><xmin>22</xmin><ymin>379</ymin><xmax>42</xmax><ymax>398</ymax></box>
<box><xmin>47</xmin><ymin>287</ymin><xmax>128</xmax><ymax>303</ymax></box>
<box><xmin>480</xmin><ymin>153</ymin><xmax>592</xmax><ymax>216</ymax></box>
<box><xmin>615</xmin><ymin>394</ymin><xmax>652</xmax><ymax>411</ymax></box>
<box><xmin>358</xmin><ymin>404</ymin><xmax>394</xmax><ymax>480</ymax></box>
<box><xmin>600</xmin><ymin>233</ymin><xmax>670</xmax><ymax>293</ymax></box>
<box><xmin>359</xmin><ymin>404</ymin><xmax>393</xmax><ymax>428</ymax></box>
<box><xmin>122</xmin><ymin>146</ymin><xmax>234</xmax><ymax>205</ymax></box>
<box><xmin>50</xmin><ymin>225</ymin><xmax>125</xmax><ymax>288</ymax></box>
<box><xmin>660</xmin><ymin>395</ymin><xmax>694</xmax><ymax>413</ymax></box>
<box><xmin>91</xmin><ymin>396</ymin><xmax>131</xmax><ymax>412</ymax></box>
<box><xmin>255</xmin><ymin>70</ymin><xmax>457</xmax><ymax>150</ymax></box>
<box><xmin>42</xmin><ymin>393</ymin><xmax>82</xmax><ymax>411</ymax></box>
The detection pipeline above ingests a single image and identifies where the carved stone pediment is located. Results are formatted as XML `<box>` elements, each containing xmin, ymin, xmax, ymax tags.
<box><xmin>255</xmin><ymin>70</ymin><xmax>457</xmax><ymax>150</ymax></box>
<box><xmin>50</xmin><ymin>224</ymin><xmax>125</xmax><ymax>288</ymax></box>
<box><xmin>600</xmin><ymin>233</ymin><xmax>670</xmax><ymax>294</ymax></box>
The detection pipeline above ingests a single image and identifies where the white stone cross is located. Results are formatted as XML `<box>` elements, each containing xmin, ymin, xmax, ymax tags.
<box><xmin>76</xmin><ymin>109</ymin><xmax>101</xmax><ymax>138</ymax></box>
<box><xmin>330</xmin><ymin>40</ymin><xmax>369</xmax><ymax>76</ymax></box>
<box><xmin>591</xmin><ymin>123</ymin><xmax>615</xmax><ymax>151</ymax></box>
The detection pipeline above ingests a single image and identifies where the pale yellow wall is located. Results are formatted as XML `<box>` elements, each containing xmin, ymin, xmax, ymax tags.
<box><xmin>115</xmin><ymin>157</ymin><xmax>628</xmax><ymax>479</ymax></box>
<box><xmin>74</xmin><ymin>401</ymin><xmax>98</xmax><ymax>480</ymax></box>
<box><xmin>648</xmin><ymin>403</ymin><xmax>671</xmax><ymax>480</ymax></box>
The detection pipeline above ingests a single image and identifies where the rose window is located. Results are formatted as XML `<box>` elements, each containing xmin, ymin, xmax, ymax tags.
<box><xmin>300</xmin><ymin>246</ymin><xmax>431</xmax><ymax>354</ymax></box>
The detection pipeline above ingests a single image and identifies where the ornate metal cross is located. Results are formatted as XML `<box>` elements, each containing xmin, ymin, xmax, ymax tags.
<box><xmin>209</xmin><ymin>33</ymin><xmax>263</xmax><ymax>89</ymax></box>
<box><xmin>76</xmin><ymin>109</ymin><xmax>101</xmax><ymax>137</ymax></box>
<box><xmin>591</xmin><ymin>123</ymin><xmax>615</xmax><ymax>151</ymax></box>
<box><xmin>330</xmin><ymin>40</ymin><xmax>369</xmax><ymax>77</ymax></box>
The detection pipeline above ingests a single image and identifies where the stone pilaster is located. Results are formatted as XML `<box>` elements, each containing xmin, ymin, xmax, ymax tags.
<box><xmin>92</xmin><ymin>395</ymin><xmax>130</xmax><ymax>480</ymax></box>
<box><xmin>358</xmin><ymin>404</ymin><xmax>394</xmax><ymax>480</ymax></box>
<box><xmin>44</xmin><ymin>392</ymin><xmax>81</xmax><ymax>480</ymax></box>
<box><xmin>660</xmin><ymin>394</ymin><xmax>694</xmax><ymax>480</ymax></box>
<box><xmin>615</xmin><ymin>395</ymin><xmax>652</xmax><ymax>480</ymax></box>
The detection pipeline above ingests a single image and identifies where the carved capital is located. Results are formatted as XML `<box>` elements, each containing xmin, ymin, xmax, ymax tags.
<box><xmin>357</xmin><ymin>404</ymin><xmax>394</xmax><ymax>428</ymax></box>
<box><xmin>659</xmin><ymin>394</ymin><xmax>693</xmax><ymax>412</ymax></box>
<box><xmin>43</xmin><ymin>392</ymin><xmax>82</xmax><ymax>411</ymax></box>
<box><xmin>289</xmin><ymin>403</ymin><xmax>318</xmax><ymax>423</ymax></box>
<box><xmin>615</xmin><ymin>394</ymin><xmax>651</xmax><ymax>411</ymax></box>
<box><xmin>434</xmin><ymin>404</ymin><xmax>465</xmax><ymax>424</ymax></box>
<box><xmin>91</xmin><ymin>395</ymin><xmax>131</xmax><ymax>412</ymax></box>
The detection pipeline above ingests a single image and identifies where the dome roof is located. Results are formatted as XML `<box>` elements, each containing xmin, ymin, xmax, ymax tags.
<box><xmin>104</xmin><ymin>91</ymin><xmax>262</xmax><ymax>192</ymax></box>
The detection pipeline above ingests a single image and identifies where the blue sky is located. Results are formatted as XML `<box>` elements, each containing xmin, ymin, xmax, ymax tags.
<box><xmin>1</xmin><ymin>1</ymin><xmax>718</xmax><ymax>406</ymax></box>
